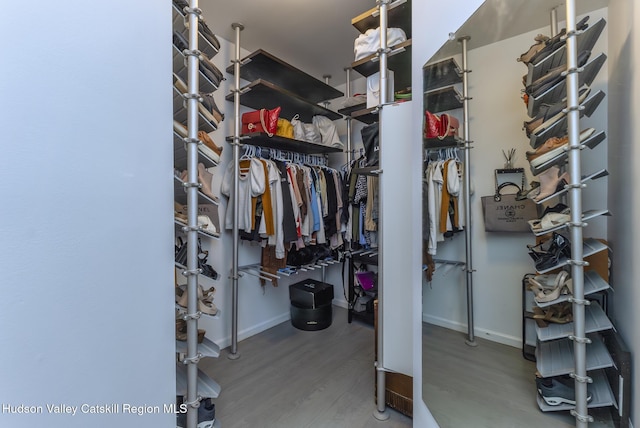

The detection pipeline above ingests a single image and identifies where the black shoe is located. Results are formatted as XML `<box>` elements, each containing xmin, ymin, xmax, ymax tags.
<box><xmin>198</xmin><ymin>398</ymin><xmax>216</xmax><ymax>428</ymax></box>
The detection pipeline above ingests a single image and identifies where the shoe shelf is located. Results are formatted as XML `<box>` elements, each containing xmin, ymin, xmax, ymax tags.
<box><xmin>173</xmin><ymin>133</ymin><xmax>219</xmax><ymax>170</ymax></box>
<box><xmin>350</xmin><ymin>249</ymin><xmax>379</xmax><ymax>265</ymax></box>
<box><xmin>176</xmin><ymin>337</ymin><xmax>221</xmax><ymax>358</ymax></box>
<box><xmin>529</xmin><ymin>90</ymin><xmax>606</xmax><ymax>149</ymax></box>
<box><xmin>535</xmin><ymin>301</ymin><xmax>613</xmax><ymax>342</ymax></box>
<box><xmin>535</xmin><ymin>168</ymin><xmax>608</xmax><ymax>205</ymax></box>
<box><xmin>351</xmin><ymin>166</ymin><xmax>382</xmax><ymax>177</ymax></box>
<box><xmin>535</xmin><ymin>270</ymin><xmax>610</xmax><ymax>309</ymax></box>
<box><xmin>535</xmin><ymin>238</ymin><xmax>608</xmax><ymax>275</ymax></box>
<box><xmin>172</xmin><ymin>4</ymin><xmax>220</xmax><ymax>60</ymax></box>
<box><xmin>174</xmin><ymin>176</ymin><xmax>221</xmax><ymax>207</ymax></box>
<box><xmin>175</xmin><ymin>220</ymin><xmax>221</xmax><ymax>240</ymax></box>
<box><xmin>536</xmin><ymin>369</ymin><xmax>616</xmax><ymax>413</ymax></box>
<box><xmin>351</xmin><ymin>39</ymin><xmax>413</xmax><ymax>91</ymax></box>
<box><xmin>530</xmin><ymin>209</ymin><xmax>610</xmax><ymax>237</ymax></box>
<box><xmin>527</xmin><ymin>53</ymin><xmax>607</xmax><ymax>118</ymax></box>
<box><xmin>225</xmin><ymin>133</ymin><xmax>342</xmax><ymax>155</ymax></box>
<box><xmin>423</xmin><ymin>58</ymin><xmax>463</xmax><ymax>92</ymax></box>
<box><xmin>175</xmin><ymin>363</ymin><xmax>221</xmax><ymax>399</ymax></box>
<box><xmin>530</xmin><ymin>130</ymin><xmax>606</xmax><ymax>176</ymax></box>
<box><xmin>173</xmin><ymin>87</ymin><xmax>217</xmax><ymax>133</ymax></box>
<box><xmin>337</xmin><ymin>103</ymin><xmax>378</xmax><ymax>124</ymax></box>
<box><xmin>173</xmin><ymin>45</ymin><xmax>219</xmax><ymax>95</ymax></box>
<box><xmin>525</xmin><ymin>19</ymin><xmax>607</xmax><ymax>86</ymax></box>
<box><xmin>175</xmin><ymin>303</ymin><xmax>221</xmax><ymax>320</ymax></box>
<box><xmin>225</xmin><ymin>49</ymin><xmax>343</xmax><ymax>104</ymax></box>
<box><xmin>224</xmin><ymin>79</ymin><xmax>341</xmax><ymax>122</ymax></box>
<box><xmin>536</xmin><ymin>333</ymin><xmax>614</xmax><ymax>378</ymax></box>
<box><xmin>424</xmin><ymin>86</ymin><xmax>464</xmax><ymax>113</ymax></box>
<box><xmin>351</xmin><ymin>0</ymin><xmax>411</xmax><ymax>38</ymax></box>
<box><xmin>424</xmin><ymin>136</ymin><xmax>465</xmax><ymax>150</ymax></box>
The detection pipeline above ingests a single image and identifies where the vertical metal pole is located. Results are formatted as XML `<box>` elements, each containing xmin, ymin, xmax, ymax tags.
<box><xmin>459</xmin><ymin>36</ymin><xmax>476</xmax><ymax>347</ymax></box>
<box><xmin>186</xmin><ymin>1</ymin><xmax>201</xmax><ymax>427</ymax></box>
<box><xmin>345</xmin><ymin>67</ymin><xmax>353</xmax><ymax>165</ymax></box>
<box><xmin>550</xmin><ymin>7</ymin><xmax>559</xmax><ymax>37</ymax></box>
<box><xmin>565</xmin><ymin>1</ymin><xmax>591</xmax><ymax>426</ymax></box>
<box><xmin>373</xmin><ymin>0</ymin><xmax>389</xmax><ymax>421</ymax></box>
<box><xmin>228</xmin><ymin>22</ymin><xmax>244</xmax><ymax>361</ymax></box>
<box><xmin>323</xmin><ymin>75</ymin><xmax>332</xmax><ymax>109</ymax></box>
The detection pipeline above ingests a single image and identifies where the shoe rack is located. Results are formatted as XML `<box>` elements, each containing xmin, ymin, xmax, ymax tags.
<box><xmin>520</xmin><ymin>3</ymin><xmax>617</xmax><ymax>426</ymax></box>
<box><xmin>172</xmin><ymin>1</ymin><xmax>222</xmax><ymax>427</ymax></box>
<box><xmin>225</xmin><ymin>24</ymin><xmax>343</xmax><ymax>359</ymax></box>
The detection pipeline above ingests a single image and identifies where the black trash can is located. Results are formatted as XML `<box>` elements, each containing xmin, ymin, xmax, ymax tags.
<box><xmin>289</xmin><ymin>279</ymin><xmax>334</xmax><ymax>331</ymax></box>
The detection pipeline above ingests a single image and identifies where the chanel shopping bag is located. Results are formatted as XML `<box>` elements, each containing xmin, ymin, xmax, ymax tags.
<box><xmin>481</xmin><ymin>182</ymin><xmax>538</xmax><ymax>232</ymax></box>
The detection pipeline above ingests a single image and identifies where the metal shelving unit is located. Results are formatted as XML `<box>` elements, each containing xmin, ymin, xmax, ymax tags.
<box><xmin>525</xmin><ymin>5</ymin><xmax>613</xmax><ymax>425</ymax></box>
<box><xmin>226</xmin><ymin>24</ymin><xmax>344</xmax><ymax>360</ymax></box>
<box><xmin>422</xmin><ymin>41</ymin><xmax>476</xmax><ymax>347</ymax></box>
<box><xmin>172</xmin><ymin>1</ymin><xmax>222</xmax><ymax>427</ymax></box>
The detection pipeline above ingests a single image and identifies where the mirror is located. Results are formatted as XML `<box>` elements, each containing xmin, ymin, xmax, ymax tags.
<box><xmin>420</xmin><ymin>0</ymin><xmax>612</xmax><ymax>426</ymax></box>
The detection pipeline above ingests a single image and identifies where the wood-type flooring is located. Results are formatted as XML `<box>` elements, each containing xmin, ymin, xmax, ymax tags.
<box><xmin>198</xmin><ymin>307</ymin><xmax>615</xmax><ymax>427</ymax></box>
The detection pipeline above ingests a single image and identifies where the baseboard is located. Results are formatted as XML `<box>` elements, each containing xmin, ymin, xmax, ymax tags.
<box><xmin>422</xmin><ymin>313</ymin><xmax>522</xmax><ymax>349</ymax></box>
<box><xmin>333</xmin><ymin>299</ymin><xmax>349</xmax><ymax>310</ymax></box>
<box><xmin>217</xmin><ymin>312</ymin><xmax>290</xmax><ymax>350</ymax></box>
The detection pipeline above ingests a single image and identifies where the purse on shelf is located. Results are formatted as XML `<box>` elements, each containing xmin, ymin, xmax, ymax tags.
<box><xmin>276</xmin><ymin>118</ymin><xmax>294</xmax><ymax>139</ymax></box>
<box><xmin>424</xmin><ymin>111</ymin><xmax>459</xmax><ymax>140</ymax></box>
<box><xmin>241</xmin><ymin>107</ymin><xmax>281</xmax><ymax>137</ymax></box>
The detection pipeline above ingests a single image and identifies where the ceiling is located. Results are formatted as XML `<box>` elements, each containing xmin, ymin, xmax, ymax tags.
<box><xmin>198</xmin><ymin>0</ymin><xmax>610</xmax><ymax>90</ymax></box>
<box><xmin>200</xmin><ymin>0</ymin><xmax>376</xmax><ymax>89</ymax></box>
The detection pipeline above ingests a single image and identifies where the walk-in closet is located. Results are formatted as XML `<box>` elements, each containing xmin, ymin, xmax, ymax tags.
<box><xmin>2</xmin><ymin>1</ymin><xmax>638</xmax><ymax>428</ymax></box>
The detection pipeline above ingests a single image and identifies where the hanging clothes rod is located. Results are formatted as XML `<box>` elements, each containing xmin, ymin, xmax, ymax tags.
<box><xmin>240</xmin><ymin>144</ymin><xmax>328</xmax><ymax>166</ymax></box>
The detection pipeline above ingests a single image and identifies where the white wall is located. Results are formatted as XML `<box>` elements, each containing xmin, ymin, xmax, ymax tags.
<box><xmin>607</xmin><ymin>0</ymin><xmax>639</xmax><ymax>424</ymax></box>
<box><xmin>0</xmin><ymin>1</ymin><xmax>175</xmax><ymax>427</ymax></box>
<box><xmin>422</xmin><ymin>8</ymin><xmax>609</xmax><ymax>348</ymax></box>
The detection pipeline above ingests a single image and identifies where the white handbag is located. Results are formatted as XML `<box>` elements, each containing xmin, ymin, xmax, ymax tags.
<box><xmin>312</xmin><ymin>115</ymin><xmax>344</xmax><ymax>148</ymax></box>
<box><xmin>354</xmin><ymin>27</ymin><xmax>407</xmax><ymax>61</ymax></box>
<box><xmin>366</xmin><ymin>69</ymin><xmax>394</xmax><ymax>108</ymax></box>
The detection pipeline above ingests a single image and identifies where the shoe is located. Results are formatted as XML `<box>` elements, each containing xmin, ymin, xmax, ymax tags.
<box><xmin>174</xmin><ymin>120</ymin><xmax>188</xmax><ymax>138</ymax></box>
<box><xmin>176</xmin><ymin>285</ymin><xmax>218</xmax><ymax>316</ymax></box>
<box><xmin>529</xmin><ymin>15</ymin><xmax>589</xmax><ymax>65</ymax></box>
<box><xmin>527</xmin><ymin>50</ymin><xmax>591</xmax><ymax>98</ymax></box>
<box><xmin>517</xmin><ymin>34</ymin><xmax>550</xmax><ymax>64</ymax></box>
<box><xmin>530</xmin><ymin>166</ymin><xmax>561</xmax><ymax>200</ymax></box>
<box><xmin>534</xmin><ymin>233</ymin><xmax>571</xmax><ymax>271</ymax></box>
<box><xmin>529</xmin><ymin>271</ymin><xmax>573</xmax><ymax>303</ymax></box>
<box><xmin>198</xmin><ymin>21</ymin><xmax>221</xmax><ymax>53</ymax></box>
<box><xmin>197</xmin><ymin>163</ymin><xmax>218</xmax><ymax>201</ymax></box>
<box><xmin>534</xmin><ymin>172</ymin><xmax>569</xmax><ymax>202</ymax></box>
<box><xmin>175</xmin><ymin>202</ymin><xmax>188</xmax><ymax>224</ymax></box>
<box><xmin>527</xmin><ymin>137</ymin><xmax>568</xmax><ymax>163</ymax></box>
<box><xmin>173</xmin><ymin>31</ymin><xmax>223</xmax><ymax>88</ymax></box>
<box><xmin>528</xmin><ymin>209</ymin><xmax>571</xmax><ymax>234</ymax></box>
<box><xmin>173</xmin><ymin>74</ymin><xmax>224</xmax><ymax>126</ymax></box>
<box><xmin>524</xmin><ymin>86</ymin><xmax>591</xmax><ymax>138</ymax></box>
<box><xmin>198</xmin><ymin>398</ymin><xmax>216</xmax><ymax>428</ymax></box>
<box><xmin>201</xmin><ymin>93</ymin><xmax>224</xmax><ymax>125</ymax></box>
<box><xmin>536</xmin><ymin>376</ymin><xmax>592</xmax><ymax>406</ymax></box>
<box><xmin>175</xmin><ymin>317</ymin><xmax>206</xmax><ymax>343</ymax></box>
<box><xmin>529</xmin><ymin>128</ymin><xmax>595</xmax><ymax>167</ymax></box>
<box><xmin>198</xmin><ymin>131</ymin><xmax>222</xmax><ymax>163</ymax></box>
<box><xmin>532</xmin><ymin>301</ymin><xmax>573</xmax><ymax>325</ymax></box>
<box><xmin>197</xmin><ymin>214</ymin><xmax>217</xmax><ymax>235</ymax></box>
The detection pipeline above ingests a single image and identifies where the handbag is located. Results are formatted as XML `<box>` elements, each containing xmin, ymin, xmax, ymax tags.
<box><xmin>276</xmin><ymin>118</ymin><xmax>294</xmax><ymax>139</ymax></box>
<box><xmin>424</xmin><ymin>111</ymin><xmax>459</xmax><ymax>140</ymax></box>
<box><xmin>361</xmin><ymin>122</ymin><xmax>379</xmax><ymax>167</ymax></box>
<box><xmin>241</xmin><ymin>107</ymin><xmax>281</xmax><ymax>137</ymax></box>
<box><xmin>481</xmin><ymin>182</ymin><xmax>539</xmax><ymax>232</ymax></box>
